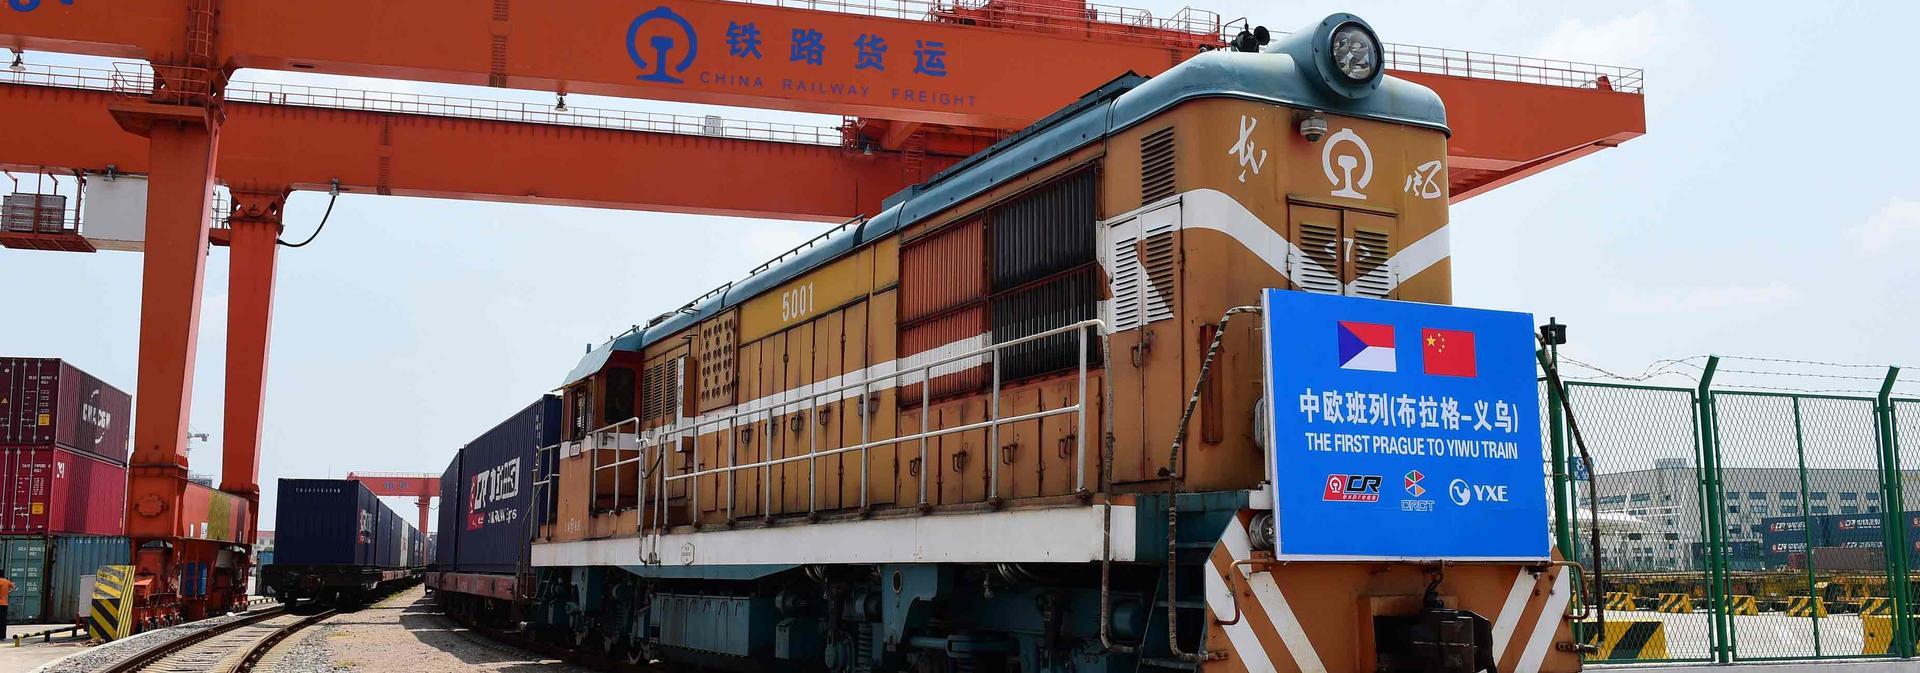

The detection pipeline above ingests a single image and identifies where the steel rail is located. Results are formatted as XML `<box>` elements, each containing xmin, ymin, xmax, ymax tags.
<box><xmin>99</xmin><ymin>606</ymin><xmax>337</xmax><ymax>673</ymax></box>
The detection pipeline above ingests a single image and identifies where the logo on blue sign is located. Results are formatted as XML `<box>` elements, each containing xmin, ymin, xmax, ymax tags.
<box><xmin>627</xmin><ymin>6</ymin><xmax>698</xmax><ymax>84</ymax></box>
<box><xmin>1260</xmin><ymin>289</ymin><xmax>1548</xmax><ymax>561</ymax></box>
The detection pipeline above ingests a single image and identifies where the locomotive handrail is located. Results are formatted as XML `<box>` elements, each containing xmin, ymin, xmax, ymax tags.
<box><xmin>558</xmin><ymin>320</ymin><xmax>1105</xmax><ymax>540</ymax></box>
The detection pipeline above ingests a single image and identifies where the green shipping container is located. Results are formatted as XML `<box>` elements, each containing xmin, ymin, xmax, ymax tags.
<box><xmin>1</xmin><ymin>539</ymin><xmax>46</xmax><ymax>623</ymax></box>
<box><xmin>0</xmin><ymin>535</ymin><xmax>129</xmax><ymax>624</ymax></box>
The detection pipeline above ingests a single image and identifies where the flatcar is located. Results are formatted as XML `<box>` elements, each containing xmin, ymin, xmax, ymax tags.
<box><xmin>426</xmin><ymin>396</ymin><xmax>561</xmax><ymax>623</ymax></box>
<box><xmin>431</xmin><ymin>13</ymin><xmax>1582</xmax><ymax>673</ymax></box>
<box><xmin>264</xmin><ymin>478</ymin><xmax>425</xmax><ymax>606</ymax></box>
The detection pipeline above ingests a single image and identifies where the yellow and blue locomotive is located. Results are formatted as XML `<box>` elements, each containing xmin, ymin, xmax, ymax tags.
<box><xmin>515</xmin><ymin>14</ymin><xmax>1577</xmax><ymax>673</ymax></box>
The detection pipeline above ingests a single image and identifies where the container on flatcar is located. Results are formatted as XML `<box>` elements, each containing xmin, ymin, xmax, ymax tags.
<box><xmin>441</xmin><ymin>396</ymin><xmax>559</xmax><ymax>574</ymax></box>
<box><xmin>0</xmin><ymin>445</ymin><xmax>127</xmax><ymax>535</ymax></box>
<box><xmin>0</xmin><ymin>358</ymin><xmax>132</xmax><ymax>464</ymax></box>
<box><xmin>436</xmin><ymin>452</ymin><xmax>459</xmax><ymax>567</ymax></box>
<box><xmin>275</xmin><ymin>479</ymin><xmax>382</xmax><ymax>566</ymax></box>
<box><xmin>181</xmin><ymin>481</ymin><xmax>250</xmax><ymax>543</ymax></box>
<box><xmin>0</xmin><ymin>534</ymin><xmax>129</xmax><ymax>624</ymax></box>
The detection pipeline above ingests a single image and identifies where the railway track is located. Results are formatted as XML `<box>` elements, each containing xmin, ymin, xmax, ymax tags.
<box><xmin>100</xmin><ymin>607</ymin><xmax>337</xmax><ymax>673</ymax></box>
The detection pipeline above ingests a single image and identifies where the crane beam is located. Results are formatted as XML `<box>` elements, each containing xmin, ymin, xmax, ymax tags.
<box><xmin>0</xmin><ymin>80</ymin><xmax>946</xmax><ymax>220</ymax></box>
<box><xmin>4</xmin><ymin>0</ymin><xmax>1207</xmax><ymax>129</ymax></box>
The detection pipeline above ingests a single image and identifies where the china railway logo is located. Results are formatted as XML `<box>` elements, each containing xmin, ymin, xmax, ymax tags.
<box><xmin>6</xmin><ymin>0</ymin><xmax>75</xmax><ymax>12</ymax></box>
<box><xmin>1321</xmin><ymin>128</ymin><xmax>1373</xmax><ymax>199</ymax></box>
<box><xmin>627</xmin><ymin>6</ymin><xmax>699</xmax><ymax>84</ymax></box>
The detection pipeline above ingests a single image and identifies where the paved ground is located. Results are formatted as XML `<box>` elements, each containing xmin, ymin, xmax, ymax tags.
<box><xmin>264</xmin><ymin>586</ymin><xmax>593</xmax><ymax>673</ymax></box>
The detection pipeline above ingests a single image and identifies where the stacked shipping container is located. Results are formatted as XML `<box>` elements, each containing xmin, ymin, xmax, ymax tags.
<box><xmin>0</xmin><ymin>358</ymin><xmax>131</xmax><ymax>537</ymax></box>
<box><xmin>0</xmin><ymin>358</ymin><xmax>133</xmax><ymax>623</ymax></box>
<box><xmin>1758</xmin><ymin>513</ymin><xmax>1920</xmax><ymax>570</ymax></box>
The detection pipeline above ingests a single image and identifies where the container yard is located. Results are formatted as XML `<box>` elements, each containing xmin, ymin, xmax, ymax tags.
<box><xmin>4</xmin><ymin>2</ymin><xmax>1920</xmax><ymax>673</ymax></box>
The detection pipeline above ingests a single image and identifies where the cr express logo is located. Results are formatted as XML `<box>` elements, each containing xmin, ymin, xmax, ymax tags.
<box><xmin>1322</xmin><ymin>474</ymin><xmax>1382</xmax><ymax>502</ymax></box>
<box><xmin>627</xmin><ymin>6</ymin><xmax>697</xmax><ymax>84</ymax></box>
<box><xmin>470</xmin><ymin>457</ymin><xmax>522</xmax><ymax>512</ymax></box>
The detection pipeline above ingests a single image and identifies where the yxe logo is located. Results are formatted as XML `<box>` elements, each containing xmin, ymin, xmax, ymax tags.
<box><xmin>1322</xmin><ymin>474</ymin><xmax>1382</xmax><ymax>502</ymax></box>
<box><xmin>1447</xmin><ymin>478</ymin><xmax>1508</xmax><ymax>506</ymax></box>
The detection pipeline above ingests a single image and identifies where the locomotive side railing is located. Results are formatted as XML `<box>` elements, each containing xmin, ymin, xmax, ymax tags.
<box><xmin>551</xmin><ymin>320</ymin><xmax>1104</xmax><ymax>557</ymax></box>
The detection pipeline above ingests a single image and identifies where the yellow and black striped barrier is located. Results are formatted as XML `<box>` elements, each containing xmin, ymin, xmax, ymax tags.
<box><xmin>1604</xmin><ymin>592</ymin><xmax>1639</xmax><ymax>611</ymax></box>
<box><xmin>1865</xmin><ymin>615</ymin><xmax>1896</xmax><ymax>655</ymax></box>
<box><xmin>1657</xmin><ymin>593</ymin><xmax>1693</xmax><ymax>614</ymax></box>
<box><xmin>1584</xmin><ymin>620</ymin><xmax>1669</xmax><ymax>660</ymax></box>
<box><xmin>1727</xmin><ymin>595</ymin><xmax>1759</xmax><ymax>616</ymax></box>
<box><xmin>1858</xmin><ymin>597</ymin><xmax>1893</xmax><ymax>615</ymax></box>
<box><xmin>87</xmin><ymin>565</ymin><xmax>136</xmax><ymax>642</ymax></box>
<box><xmin>1784</xmin><ymin>595</ymin><xmax>1828</xmax><ymax>618</ymax></box>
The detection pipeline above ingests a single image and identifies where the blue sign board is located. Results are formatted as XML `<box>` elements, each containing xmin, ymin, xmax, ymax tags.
<box><xmin>1260</xmin><ymin>289</ymin><xmax>1548</xmax><ymax>561</ymax></box>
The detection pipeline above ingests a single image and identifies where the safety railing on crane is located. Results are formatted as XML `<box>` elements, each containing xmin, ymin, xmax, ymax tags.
<box><xmin>0</xmin><ymin>63</ymin><xmax>845</xmax><ymax>147</ymax></box>
<box><xmin>539</xmin><ymin>319</ymin><xmax>1104</xmax><ymax>562</ymax></box>
<box><xmin>722</xmin><ymin>0</ymin><xmax>1221</xmax><ymax>47</ymax></box>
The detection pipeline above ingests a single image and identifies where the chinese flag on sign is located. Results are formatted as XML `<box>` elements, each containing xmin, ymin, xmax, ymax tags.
<box><xmin>1422</xmin><ymin>328</ymin><xmax>1477</xmax><ymax>377</ymax></box>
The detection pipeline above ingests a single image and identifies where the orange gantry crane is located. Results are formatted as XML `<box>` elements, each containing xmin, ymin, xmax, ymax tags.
<box><xmin>0</xmin><ymin>0</ymin><xmax>1644</xmax><ymax>625</ymax></box>
<box><xmin>347</xmin><ymin>472</ymin><xmax>440</xmax><ymax>541</ymax></box>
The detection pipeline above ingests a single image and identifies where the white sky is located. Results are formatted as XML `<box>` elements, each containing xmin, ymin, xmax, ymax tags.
<box><xmin>2</xmin><ymin>0</ymin><xmax>1918</xmax><ymax>529</ymax></box>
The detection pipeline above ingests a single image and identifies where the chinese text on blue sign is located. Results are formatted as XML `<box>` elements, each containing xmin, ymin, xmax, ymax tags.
<box><xmin>1260</xmin><ymin>289</ymin><xmax>1548</xmax><ymax>560</ymax></box>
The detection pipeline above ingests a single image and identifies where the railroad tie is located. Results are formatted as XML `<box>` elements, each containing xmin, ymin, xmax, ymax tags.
<box><xmin>1657</xmin><ymin>593</ymin><xmax>1693</xmax><ymax>614</ymax></box>
<box><xmin>1584</xmin><ymin>620</ymin><xmax>1669</xmax><ymax>660</ymax></box>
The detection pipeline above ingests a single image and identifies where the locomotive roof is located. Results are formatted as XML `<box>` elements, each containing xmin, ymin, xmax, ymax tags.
<box><xmin>562</xmin><ymin>49</ymin><xmax>1448</xmax><ymax>386</ymax></box>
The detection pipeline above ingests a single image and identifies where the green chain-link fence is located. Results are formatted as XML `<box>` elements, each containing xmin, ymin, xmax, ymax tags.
<box><xmin>1549</xmin><ymin>356</ymin><xmax>1915</xmax><ymax>664</ymax></box>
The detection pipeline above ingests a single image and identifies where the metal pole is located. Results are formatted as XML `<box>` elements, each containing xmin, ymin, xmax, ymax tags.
<box><xmin>860</xmin><ymin>377</ymin><xmax>870</xmax><ymax>510</ymax></box>
<box><xmin>1791</xmin><ymin>397</ymin><xmax>1820</xmax><ymax>657</ymax></box>
<box><xmin>1076</xmin><ymin>327</ymin><xmax>1089</xmax><ymax>495</ymax></box>
<box><xmin>1696</xmin><ymin>356</ymin><xmax>1731</xmax><ymax>662</ymax></box>
<box><xmin>1543</xmin><ymin>346</ymin><xmax>1576</xmax><ymax>559</ymax></box>
<box><xmin>920</xmin><ymin>369</ymin><xmax>931</xmax><ymax>508</ymax></box>
<box><xmin>1875</xmin><ymin>367</ymin><xmax>1910</xmax><ymax>656</ymax></box>
<box><xmin>809</xmin><ymin>393</ymin><xmax>819</xmax><ymax>517</ymax></box>
<box><xmin>989</xmin><ymin>349</ymin><xmax>1001</xmax><ymax>503</ymax></box>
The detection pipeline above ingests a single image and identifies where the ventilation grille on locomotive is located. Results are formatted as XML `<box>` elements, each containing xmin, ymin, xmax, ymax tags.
<box><xmin>1139</xmin><ymin>127</ymin><xmax>1176</xmax><ymax>205</ymax></box>
<box><xmin>697</xmin><ymin>313</ymin><xmax>738</xmax><ymax>412</ymax></box>
<box><xmin>991</xmin><ymin>169</ymin><xmax>1097</xmax><ymax>292</ymax></box>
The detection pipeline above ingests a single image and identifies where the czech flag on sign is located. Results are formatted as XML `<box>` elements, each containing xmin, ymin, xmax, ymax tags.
<box><xmin>1336</xmin><ymin>321</ymin><xmax>1396</xmax><ymax>372</ymax></box>
<box><xmin>1422</xmin><ymin>328</ymin><xmax>1477</xmax><ymax>377</ymax></box>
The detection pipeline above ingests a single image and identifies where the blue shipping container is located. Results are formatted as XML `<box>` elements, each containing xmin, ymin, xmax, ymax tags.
<box><xmin>435</xmin><ymin>453</ymin><xmax>460</xmax><ymax>568</ymax></box>
<box><xmin>275</xmin><ymin>478</ymin><xmax>420</xmax><ymax>568</ymax></box>
<box><xmin>0</xmin><ymin>534</ymin><xmax>129</xmax><ymax>624</ymax></box>
<box><xmin>442</xmin><ymin>396</ymin><xmax>560</xmax><ymax>574</ymax></box>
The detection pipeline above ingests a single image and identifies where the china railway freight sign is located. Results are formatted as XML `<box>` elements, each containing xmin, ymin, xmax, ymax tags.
<box><xmin>1260</xmin><ymin>289</ymin><xmax>1547</xmax><ymax>560</ymax></box>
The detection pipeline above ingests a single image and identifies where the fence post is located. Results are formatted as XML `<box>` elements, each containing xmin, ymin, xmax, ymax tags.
<box><xmin>1542</xmin><ymin>347</ymin><xmax>1575</xmax><ymax>557</ymax></box>
<box><xmin>1695</xmin><ymin>356</ymin><xmax>1731</xmax><ymax>663</ymax></box>
<box><xmin>1875</xmin><ymin>367</ymin><xmax>1910</xmax><ymax>657</ymax></box>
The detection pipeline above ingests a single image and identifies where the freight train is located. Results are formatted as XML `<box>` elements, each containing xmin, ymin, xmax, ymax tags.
<box><xmin>263</xmin><ymin>479</ymin><xmax>426</xmax><ymax>606</ymax></box>
<box><xmin>427</xmin><ymin>13</ymin><xmax>1585</xmax><ymax>673</ymax></box>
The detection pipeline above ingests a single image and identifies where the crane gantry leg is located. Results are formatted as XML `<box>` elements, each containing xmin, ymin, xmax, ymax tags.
<box><xmin>111</xmin><ymin>103</ymin><xmax>223</xmax><ymax>626</ymax></box>
<box><xmin>223</xmin><ymin>191</ymin><xmax>284</xmax><ymax>544</ymax></box>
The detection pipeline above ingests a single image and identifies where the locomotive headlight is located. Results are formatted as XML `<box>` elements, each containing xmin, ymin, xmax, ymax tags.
<box><xmin>1329</xmin><ymin>22</ymin><xmax>1379</xmax><ymax>82</ymax></box>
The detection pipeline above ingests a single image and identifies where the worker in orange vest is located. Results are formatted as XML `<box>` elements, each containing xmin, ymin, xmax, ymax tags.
<box><xmin>0</xmin><ymin>570</ymin><xmax>13</xmax><ymax>638</ymax></box>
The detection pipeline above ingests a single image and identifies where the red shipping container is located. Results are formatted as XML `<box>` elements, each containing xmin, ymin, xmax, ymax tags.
<box><xmin>0</xmin><ymin>445</ymin><xmax>127</xmax><ymax>536</ymax></box>
<box><xmin>0</xmin><ymin>358</ymin><xmax>132</xmax><ymax>464</ymax></box>
<box><xmin>181</xmin><ymin>482</ymin><xmax>251</xmax><ymax>543</ymax></box>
